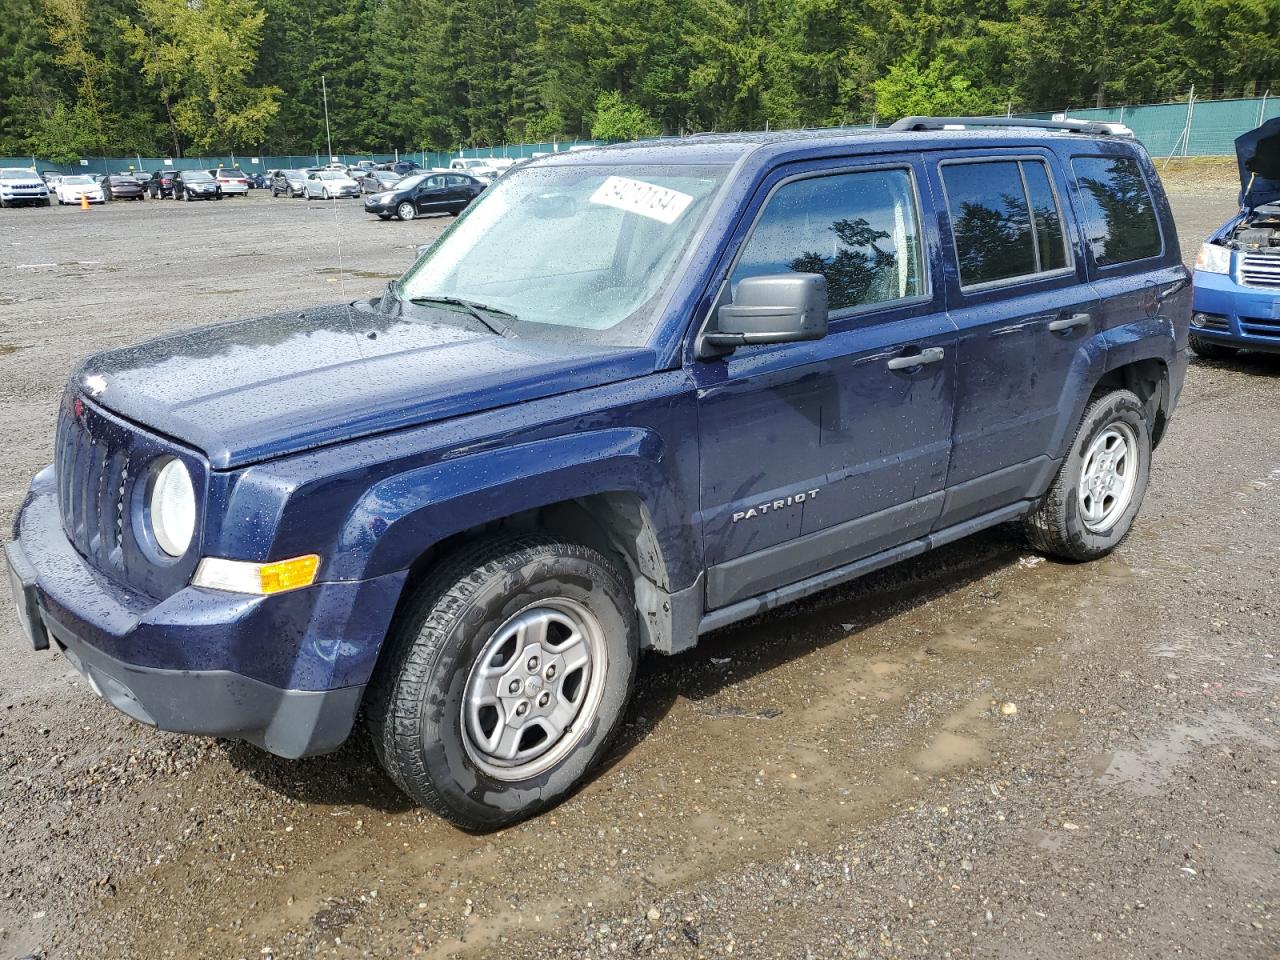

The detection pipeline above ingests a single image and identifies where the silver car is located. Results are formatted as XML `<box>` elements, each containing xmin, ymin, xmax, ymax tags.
<box><xmin>304</xmin><ymin>170</ymin><xmax>361</xmax><ymax>199</ymax></box>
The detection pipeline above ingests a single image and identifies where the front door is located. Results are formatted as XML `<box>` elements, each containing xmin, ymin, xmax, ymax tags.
<box><xmin>415</xmin><ymin>175</ymin><xmax>449</xmax><ymax>213</ymax></box>
<box><xmin>693</xmin><ymin>159</ymin><xmax>958</xmax><ymax>610</ymax></box>
<box><xmin>929</xmin><ymin>152</ymin><xmax>1101</xmax><ymax>526</ymax></box>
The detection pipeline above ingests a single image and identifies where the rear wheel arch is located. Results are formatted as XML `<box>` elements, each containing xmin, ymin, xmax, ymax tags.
<box><xmin>1092</xmin><ymin>357</ymin><xmax>1170</xmax><ymax>447</ymax></box>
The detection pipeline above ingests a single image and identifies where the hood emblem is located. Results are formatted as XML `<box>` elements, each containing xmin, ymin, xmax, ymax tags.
<box><xmin>83</xmin><ymin>374</ymin><xmax>107</xmax><ymax>397</ymax></box>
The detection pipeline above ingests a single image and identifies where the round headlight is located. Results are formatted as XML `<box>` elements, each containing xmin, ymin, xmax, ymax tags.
<box><xmin>149</xmin><ymin>457</ymin><xmax>195</xmax><ymax>557</ymax></box>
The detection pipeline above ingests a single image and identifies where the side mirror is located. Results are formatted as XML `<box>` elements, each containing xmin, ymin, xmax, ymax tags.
<box><xmin>702</xmin><ymin>274</ymin><xmax>828</xmax><ymax>354</ymax></box>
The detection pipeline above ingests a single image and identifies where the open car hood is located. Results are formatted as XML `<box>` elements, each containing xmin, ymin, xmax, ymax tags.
<box><xmin>1236</xmin><ymin>116</ymin><xmax>1280</xmax><ymax>209</ymax></box>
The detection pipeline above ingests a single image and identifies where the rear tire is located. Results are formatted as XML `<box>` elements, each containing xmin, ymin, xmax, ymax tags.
<box><xmin>367</xmin><ymin>535</ymin><xmax>638</xmax><ymax>829</ymax></box>
<box><xmin>1024</xmin><ymin>388</ymin><xmax>1150</xmax><ymax>562</ymax></box>
<box><xmin>1188</xmin><ymin>331</ymin><xmax>1239</xmax><ymax>360</ymax></box>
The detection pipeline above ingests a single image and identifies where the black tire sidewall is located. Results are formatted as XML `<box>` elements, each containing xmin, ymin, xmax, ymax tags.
<box><xmin>391</xmin><ymin>547</ymin><xmax>636</xmax><ymax>827</ymax></box>
<box><xmin>1058</xmin><ymin>391</ymin><xmax>1151</xmax><ymax>556</ymax></box>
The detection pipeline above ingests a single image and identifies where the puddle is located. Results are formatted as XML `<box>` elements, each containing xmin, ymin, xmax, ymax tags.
<box><xmin>912</xmin><ymin>730</ymin><xmax>989</xmax><ymax>773</ymax></box>
<box><xmin>1094</xmin><ymin>709</ymin><xmax>1275</xmax><ymax>797</ymax></box>
<box><xmin>0</xmin><ymin>343</ymin><xmax>19</xmax><ymax>356</ymax></box>
<box><xmin>316</xmin><ymin>267</ymin><xmax>398</xmax><ymax>279</ymax></box>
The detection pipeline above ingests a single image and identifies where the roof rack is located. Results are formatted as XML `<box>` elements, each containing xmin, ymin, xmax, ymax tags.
<box><xmin>888</xmin><ymin>116</ymin><xmax>1132</xmax><ymax>137</ymax></box>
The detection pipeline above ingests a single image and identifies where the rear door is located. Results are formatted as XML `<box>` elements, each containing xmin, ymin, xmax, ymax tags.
<box><xmin>693</xmin><ymin>156</ymin><xmax>957</xmax><ymax>610</ymax></box>
<box><xmin>928</xmin><ymin>151</ymin><xmax>1100</xmax><ymax>527</ymax></box>
<box><xmin>1067</xmin><ymin>151</ymin><xmax>1181</xmax><ymax>332</ymax></box>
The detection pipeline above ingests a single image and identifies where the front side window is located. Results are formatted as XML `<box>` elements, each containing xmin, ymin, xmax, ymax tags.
<box><xmin>942</xmin><ymin>158</ymin><xmax>1070</xmax><ymax>287</ymax></box>
<box><xmin>731</xmin><ymin>168</ymin><xmax>926</xmax><ymax>314</ymax></box>
<box><xmin>399</xmin><ymin>163</ymin><xmax>729</xmax><ymax>345</ymax></box>
<box><xmin>1070</xmin><ymin>156</ymin><xmax>1162</xmax><ymax>266</ymax></box>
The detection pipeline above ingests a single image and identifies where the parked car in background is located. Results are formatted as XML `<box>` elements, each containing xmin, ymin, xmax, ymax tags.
<box><xmin>245</xmin><ymin>172</ymin><xmax>268</xmax><ymax>189</ymax></box>
<box><xmin>0</xmin><ymin>167</ymin><xmax>51</xmax><ymax>207</ymax></box>
<box><xmin>304</xmin><ymin>169</ymin><xmax>361</xmax><ymax>199</ymax></box>
<box><xmin>209</xmin><ymin>168</ymin><xmax>250</xmax><ymax>196</ymax></box>
<box><xmin>351</xmin><ymin>160</ymin><xmax>378</xmax><ymax>177</ymax></box>
<box><xmin>123</xmin><ymin>171</ymin><xmax>150</xmax><ymax>186</ymax></box>
<box><xmin>363</xmin><ymin>171</ymin><xmax>485</xmax><ymax>220</ymax></box>
<box><xmin>448</xmin><ymin>158</ymin><xmax>498</xmax><ymax>183</ymax></box>
<box><xmin>147</xmin><ymin>170</ymin><xmax>176</xmax><ymax>198</ymax></box>
<box><xmin>380</xmin><ymin>160</ymin><xmax>422</xmax><ymax>177</ymax></box>
<box><xmin>172</xmin><ymin>169</ymin><xmax>221</xmax><ymax>201</ymax></box>
<box><xmin>360</xmin><ymin>169</ymin><xmax>403</xmax><ymax>194</ymax></box>
<box><xmin>271</xmin><ymin>169</ymin><xmax>310</xmax><ymax>198</ymax></box>
<box><xmin>53</xmin><ymin>175</ymin><xmax>104</xmax><ymax>205</ymax></box>
<box><xmin>103</xmin><ymin>174</ymin><xmax>146</xmax><ymax>201</ymax></box>
<box><xmin>1189</xmin><ymin>116</ymin><xmax>1280</xmax><ymax>358</ymax></box>
<box><xmin>40</xmin><ymin>171</ymin><xmax>62</xmax><ymax>189</ymax></box>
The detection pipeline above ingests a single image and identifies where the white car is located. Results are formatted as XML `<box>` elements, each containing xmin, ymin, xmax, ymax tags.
<box><xmin>304</xmin><ymin>170</ymin><xmax>361</xmax><ymax>199</ymax></box>
<box><xmin>210</xmin><ymin>169</ymin><xmax>250</xmax><ymax>195</ymax></box>
<box><xmin>0</xmin><ymin>167</ymin><xmax>51</xmax><ymax>207</ymax></box>
<box><xmin>54</xmin><ymin>175</ymin><xmax>105</xmax><ymax>205</ymax></box>
<box><xmin>448</xmin><ymin>158</ymin><xmax>498</xmax><ymax>182</ymax></box>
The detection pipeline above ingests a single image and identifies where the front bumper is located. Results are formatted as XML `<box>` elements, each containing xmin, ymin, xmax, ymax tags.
<box><xmin>1191</xmin><ymin>268</ymin><xmax>1280</xmax><ymax>352</ymax></box>
<box><xmin>2</xmin><ymin>190</ymin><xmax>50</xmax><ymax>205</ymax></box>
<box><xmin>5</xmin><ymin>472</ymin><xmax>406</xmax><ymax>758</ymax></box>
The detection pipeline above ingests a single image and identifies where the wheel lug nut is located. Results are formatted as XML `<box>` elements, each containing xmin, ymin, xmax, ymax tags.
<box><xmin>545</xmin><ymin>665</ymin><xmax>556</xmax><ymax>680</ymax></box>
<box><xmin>508</xmin><ymin>680</ymin><xmax>521</xmax><ymax>694</ymax></box>
<box><xmin>515</xmin><ymin>701</ymin><xmax>529</xmax><ymax>716</ymax></box>
<box><xmin>538</xmin><ymin>692</ymin><xmax>551</xmax><ymax>707</ymax></box>
<box><xmin>527</xmin><ymin>656</ymin><xmax>539</xmax><ymax>671</ymax></box>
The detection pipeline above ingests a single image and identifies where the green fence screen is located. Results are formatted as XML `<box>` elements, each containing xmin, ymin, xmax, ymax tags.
<box><xmin>3</xmin><ymin>94</ymin><xmax>1276</xmax><ymax>174</ymax></box>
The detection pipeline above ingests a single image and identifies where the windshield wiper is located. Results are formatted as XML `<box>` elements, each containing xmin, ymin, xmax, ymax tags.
<box><xmin>407</xmin><ymin>295</ymin><xmax>517</xmax><ymax>338</ymax></box>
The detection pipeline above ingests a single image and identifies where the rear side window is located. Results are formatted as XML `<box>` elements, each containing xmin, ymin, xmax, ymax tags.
<box><xmin>731</xmin><ymin>168</ymin><xmax>926</xmax><ymax>314</ymax></box>
<box><xmin>1070</xmin><ymin>156</ymin><xmax>1162</xmax><ymax>266</ymax></box>
<box><xmin>941</xmin><ymin>159</ymin><xmax>1070</xmax><ymax>287</ymax></box>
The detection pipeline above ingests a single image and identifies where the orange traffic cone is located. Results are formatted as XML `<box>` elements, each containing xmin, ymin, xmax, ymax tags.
<box><xmin>80</xmin><ymin>194</ymin><xmax>89</xmax><ymax>210</ymax></box>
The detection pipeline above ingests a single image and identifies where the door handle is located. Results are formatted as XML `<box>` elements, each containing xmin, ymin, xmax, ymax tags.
<box><xmin>886</xmin><ymin>346</ymin><xmax>945</xmax><ymax>371</ymax></box>
<box><xmin>1048</xmin><ymin>312</ymin><xmax>1091</xmax><ymax>332</ymax></box>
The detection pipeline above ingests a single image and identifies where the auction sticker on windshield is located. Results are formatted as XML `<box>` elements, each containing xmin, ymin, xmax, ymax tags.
<box><xmin>589</xmin><ymin>176</ymin><xmax>693</xmax><ymax>224</ymax></box>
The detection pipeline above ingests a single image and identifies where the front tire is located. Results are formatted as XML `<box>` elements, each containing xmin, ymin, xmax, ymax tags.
<box><xmin>397</xmin><ymin>201</ymin><xmax>416</xmax><ymax>221</ymax></box>
<box><xmin>367</xmin><ymin>536</ymin><xmax>638</xmax><ymax>829</ymax></box>
<box><xmin>1024</xmin><ymin>388</ymin><xmax>1150</xmax><ymax>562</ymax></box>
<box><xmin>1188</xmin><ymin>331</ymin><xmax>1239</xmax><ymax>361</ymax></box>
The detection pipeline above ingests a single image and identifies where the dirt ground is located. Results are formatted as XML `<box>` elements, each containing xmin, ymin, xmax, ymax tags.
<box><xmin>0</xmin><ymin>177</ymin><xmax>1277</xmax><ymax>960</ymax></box>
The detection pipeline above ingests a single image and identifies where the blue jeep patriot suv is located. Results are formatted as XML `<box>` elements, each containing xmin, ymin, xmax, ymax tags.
<box><xmin>5</xmin><ymin>117</ymin><xmax>1190</xmax><ymax>827</ymax></box>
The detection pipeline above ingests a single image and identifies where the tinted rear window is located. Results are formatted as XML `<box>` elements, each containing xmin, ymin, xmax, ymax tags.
<box><xmin>1070</xmin><ymin>156</ymin><xmax>1162</xmax><ymax>265</ymax></box>
<box><xmin>941</xmin><ymin>158</ymin><xmax>1071</xmax><ymax>287</ymax></box>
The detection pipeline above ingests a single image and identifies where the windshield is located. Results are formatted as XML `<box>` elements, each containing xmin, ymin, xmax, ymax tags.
<box><xmin>1</xmin><ymin>168</ymin><xmax>36</xmax><ymax>179</ymax></box>
<box><xmin>320</xmin><ymin>171</ymin><xmax>346</xmax><ymax>180</ymax></box>
<box><xmin>185</xmin><ymin>171</ymin><xmax>213</xmax><ymax>181</ymax></box>
<box><xmin>399</xmin><ymin>163</ymin><xmax>728</xmax><ymax>346</ymax></box>
<box><xmin>63</xmin><ymin>176</ymin><xmax>93</xmax><ymax>185</ymax></box>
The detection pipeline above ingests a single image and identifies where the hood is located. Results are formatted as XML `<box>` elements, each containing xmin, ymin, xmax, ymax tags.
<box><xmin>1236</xmin><ymin>116</ymin><xmax>1280</xmax><ymax>208</ymax></box>
<box><xmin>77</xmin><ymin>301</ymin><xmax>656</xmax><ymax>469</ymax></box>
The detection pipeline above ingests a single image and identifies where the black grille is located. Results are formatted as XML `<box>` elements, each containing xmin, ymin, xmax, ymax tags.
<box><xmin>52</xmin><ymin>392</ymin><xmax>206</xmax><ymax>599</ymax></box>
<box><xmin>55</xmin><ymin>399</ymin><xmax>133</xmax><ymax>574</ymax></box>
<box><xmin>1240</xmin><ymin>315</ymin><xmax>1280</xmax><ymax>339</ymax></box>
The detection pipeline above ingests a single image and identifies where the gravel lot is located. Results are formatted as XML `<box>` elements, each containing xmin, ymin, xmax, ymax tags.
<box><xmin>0</xmin><ymin>177</ymin><xmax>1277</xmax><ymax>960</ymax></box>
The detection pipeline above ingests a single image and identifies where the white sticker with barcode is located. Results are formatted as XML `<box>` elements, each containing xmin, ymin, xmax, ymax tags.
<box><xmin>589</xmin><ymin>176</ymin><xmax>693</xmax><ymax>224</ymax></box>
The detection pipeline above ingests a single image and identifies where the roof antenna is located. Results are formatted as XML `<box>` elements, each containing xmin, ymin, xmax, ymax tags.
<box><xmin>319</xmin><ymin>74</ymin><xmax>363</xmax><ymax>352</ymax></box>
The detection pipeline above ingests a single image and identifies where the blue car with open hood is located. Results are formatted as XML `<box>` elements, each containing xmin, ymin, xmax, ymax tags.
<box><xmin>5</xmin><ymin>117</ymin><xmax>1189</xmax><ymax>828</ymax></box>
<box><xmin>1189</xmin><ymin>116</ymin><xmax>1280</xmax><ymax>356</ymax></box>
